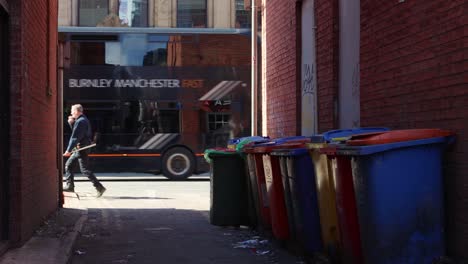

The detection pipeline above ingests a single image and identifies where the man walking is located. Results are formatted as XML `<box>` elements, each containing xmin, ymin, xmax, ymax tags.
<box><xmin>63</xmin><ymin>104</ymin><xmax>106</xmax><ymax>197</ymax></box>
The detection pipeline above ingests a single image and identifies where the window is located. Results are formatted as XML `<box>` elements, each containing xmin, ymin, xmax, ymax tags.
<box><xmin>177</xmin><ymin>0</ymin><xmax>207</xmax><ymax>28</ymax></box>
<box><xmin>68</xmin><ymin>100</ymin><xmax>121</xmax><ymax>151</ymax></box>
<box><xmin>124</xmin><ymin>100</ymin><xmax>180</xmax><ymax>135</ymax></box>
<box><xmin>70</xmin><ymin>34</ymin><xmax>165</xmax><ymax>66</ymax></box>
<box><xmin>144</xmin><ymin>35</ymin><xmax>170</xmax><ymax>66</ymax></box>
<box><xmin>79</xmin><ymin>0</ymin><xmax>148</xmax><ymax>27</ymax></box>
<box><xmin>144</xmin><ymin>35</ymin><xmax>196</xmax><ymax>66</ymax></box>
<box><xmin>71</xmin><ymin>42</ymin><xmax>106</xmax><ymax>65</ymax></box>
<box><xmin>235</xmin><ymin>0</ymin><xmax>250</xmax><ymax>28</ymax></box>
<box><xmin>158</xmin><ymin>109</ymin><xmax>180</xmax><ymax>133</ymax></box>
<box><xmin>207</xmin><ymin>113</ymin><xmax>231</xmax><ymax>132</ymax></box>
<box><xmin>143</xmin><ymin>48</ymin><xmax>168</xmax><ymax>66</ymax></box>
<box><xmin>79</xmin><ymin>0</ymin><xmax>109</xmax><ymax>26</ymax></box>
<box><xmin>118</xmin><ymin>0</ymin><xmax>148</xmax><ymax>27</ymax></box>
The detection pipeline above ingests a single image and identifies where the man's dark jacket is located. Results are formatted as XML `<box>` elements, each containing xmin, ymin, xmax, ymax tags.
<box><xmin>66</xmin><ymin>114</ymin><xmax>92</xmax><ymax>152</ymax></box>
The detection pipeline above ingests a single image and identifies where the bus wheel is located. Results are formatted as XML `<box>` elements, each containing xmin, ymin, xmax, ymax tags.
<box><xmin>162</xmin><ymin>147</ymin><xmax>195</xmax><ymax>180</ymax></box>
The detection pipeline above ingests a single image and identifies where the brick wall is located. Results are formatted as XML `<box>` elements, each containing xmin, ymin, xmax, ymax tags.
<box><xmin>315</xmin><ymin>0</ymin><xmax>339</xmax><ymax>133</ymax></box>
<box><xmin>264</xmin><ymin>0</ymin><xmax>466</xmax><ymax>259</ymax></box>
<box><xmin>262</xmin><ymin>0</ymin><xmax>340</xmax><ymax>137</ymax></box>
<box><xmin>360</xmin><ymin>0</ymin><xmax>467</xmax><ymax>260</ymax></box>
<box><xmin>9</xmin><ymin>0</ymin><xmax>58</xmax><ymax>244</ymax></box>
<box><xmin>168</xmin><ymin>34</ymin><xmax>251</xmax><ymax>67</ymax></box>
<box><xmin>263</xmin><ymin>0</ymin><xmax>300</xmax><ymax>138</ymax></box>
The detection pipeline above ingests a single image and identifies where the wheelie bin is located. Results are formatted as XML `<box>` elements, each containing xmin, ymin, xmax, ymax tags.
<box><xmin>245</xmin><ymin>137</ymin><xmax>311</xmax><ymax>240</ymax></box>
<box><xmin>244</xmin><ymin>146</ymin><xmax>272</xmax><ymax>230</ymax></box>
<box><xmin>307</xmin><ymin>127</ymin><xmax>389</xmax><ymax>261</ymax></box>
<box><xmin>319</xmin><ymin>145</ymin><xmax>363</xmax><ymax>264</ymax></box>
<box><xmin>231</xmin><ymin>136</ymin><xmax>270</xmax><ymax>230</ymax></box>
<box><xmin>244</xmin><ymin>151</ymin><xmax>263</xmax><ymax>229</ymax></box>
<box><xmin>275</xmin><ymin>153</ymin><xmax>300</xmax><ymax>241</ymax></box>
<box><xmin>205</xmin><ymin>148</ymin><xmax>251</xmax><ymax>227</ymax></box>
<box><xmin>271</xmin><ymin>147</ymin><xmax>323</xmax><ymax>255</ymax></box>
<box><xmin>337</xmin><ymin>129</ymin><xmax>455</xmax><ymax>264</ymax></box>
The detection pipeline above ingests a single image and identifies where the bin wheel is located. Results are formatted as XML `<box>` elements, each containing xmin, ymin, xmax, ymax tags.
<box><xmin>162</xmin><ymin>147</ymin><xmax>195</xmax><ymax>180</ymax></box>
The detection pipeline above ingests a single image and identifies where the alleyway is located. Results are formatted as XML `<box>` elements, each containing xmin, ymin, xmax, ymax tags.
<box><xmin>68</xmin><ymin>181</ymin><xmax>303</xmax><ymax>264</ymax></box>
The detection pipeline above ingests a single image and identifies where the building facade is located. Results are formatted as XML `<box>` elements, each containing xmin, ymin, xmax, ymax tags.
<box><xmin>59</xmin><ymin>0</ymin><xmax>251</xmax><ymax>29</ymax></box>
<box><xmin>261</xmin><ymin>0</ymin><xmax>467</xmax><ymax>261</ymax></box>
<box><xmin>0</xmin><ymin>0</ymin><xmax>59</xmax><ymax>252</ymax></box>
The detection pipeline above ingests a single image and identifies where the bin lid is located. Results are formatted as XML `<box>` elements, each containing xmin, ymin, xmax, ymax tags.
<box><xmin>249</xmin><ymin>141</ymin><xmax>309</xmax><ymax>154</ymax></box>
<box><xmin>227</xmin><ymin>136</ymin><xmax>270</xmax><ymax>145</ymax></box>
<box><xmin>310</xmin><ymin>127</ymin><xmax>389</xmax><ymax>143</ymax></box>
<box><xmin>336</xmin><ymin>135</ymin><xmax>454</xmax><ymax>156</ymax></box>
<box><xmin>244</xmin><ymin>136</ymin><xmax>310</xmax><ymax>153</ymax></box>
<box><xmin>317</xmin><ymin>144</ymin><xmax>340</xmax><ymax>156</ymax></box>
<box><xmin>204</xmin><ymin>148</ymin><xmax>239</xmax><ymax>163</ymax></box>
<box><xmin>272</xmin><ymin>136</ymin><xmax>311</xmax><ymax>144</ymax></box>
<box><xmin>229</xmin><ymin>137</ymin><xmax>271</xmax><ymax>151</ymax></box>
<box><xmin>253</xmin><ymin>143</ymin><xmax>309</xmax><ymax>154</ymax></box>
<box><xmin>271</xmin><ymin>147</ymin><xmax>309</xmax><ymax>156</ymax></box>
<box><xmin>346</xmin><ymin>129</ymin><xmax>454</xmax><ymax>146</ymax></box>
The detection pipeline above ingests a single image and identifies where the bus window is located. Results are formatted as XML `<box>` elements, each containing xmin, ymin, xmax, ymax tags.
<box><xmin>69</xmin><ymin>101</ymin><xmax>121</xmax><ymax>152</ymax></box>
<box><xmin>158</xmin><ymin>109</ymin><xmax>180</xmax><ymax>133</ymax></box>
<box><xmin>124</xmin><ymin>100</ymin><xmax>180</xmax><ymax>148</ymax></box>
<box><xmin>120</xmin><ymin>34</ymin><xmax>170</xmax><ymax>66</ymax></box>
<box><xmin>71</xmin><ymin>42</ymin><xmax>105</xmax><ymax>65</ymax></box>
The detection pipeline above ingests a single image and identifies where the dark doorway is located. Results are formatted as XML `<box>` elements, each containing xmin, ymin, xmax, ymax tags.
<box><xmin>0</xmin><ymin>6</ymin><xmax>10</xmax><ymax>240</ymax></box>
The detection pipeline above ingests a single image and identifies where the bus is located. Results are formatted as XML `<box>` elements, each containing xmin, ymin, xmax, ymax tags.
<box><xmin>61</xmin><ymin>28</ymin><xmax>252</xmax><ymax>180</ymax></box>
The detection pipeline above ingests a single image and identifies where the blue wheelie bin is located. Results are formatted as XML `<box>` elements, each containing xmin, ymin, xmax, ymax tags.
<box><xmin>307</xmin><ymin>127</ymin><xmax>389</xmax><ymax>262</ymax></box>
<box><xmin>271</xmin><ymin>147</ymin><xmax>323</xmax><ymax>255</ymax></box>
<box><xmin>337</xmin><ymin>129</ymin><xmax>455</xmax><ymax>264</ymax></box>
<box><xmin>248</xmin><ymin>136</ymin><xmax>311</xmax><ymax>240</ymax></box>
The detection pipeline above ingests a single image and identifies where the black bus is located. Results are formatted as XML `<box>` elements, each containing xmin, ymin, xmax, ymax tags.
<box><xmin>61</xmin><ymin>28</ymin><xmax>252</xmax><ymax>180</ymax></box>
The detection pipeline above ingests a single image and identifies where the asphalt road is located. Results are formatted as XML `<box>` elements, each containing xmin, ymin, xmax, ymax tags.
<box><xmin>68</xmin><ymin>180</ymin><xmax>305</xmax><ymax>264</ymax></box>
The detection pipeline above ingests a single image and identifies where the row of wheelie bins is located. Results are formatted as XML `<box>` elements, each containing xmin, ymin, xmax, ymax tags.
<box><xmin>205</xmin><ymin>128</ymin><xmax>455</xmax><ymax>264</ymax></box>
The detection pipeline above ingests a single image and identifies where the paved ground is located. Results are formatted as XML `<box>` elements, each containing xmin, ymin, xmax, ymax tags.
<box><xmin>0</xmin><ymin>192</ymin><xmax>86</xmax><ymax>264</ymax></box>
<box><xmin>0</xmin><ymin>177</ymin><xmax>459</xmax><ymax>264</ymax></box>
<box><xmin>68</xmin><ymin>181</ymin><xmax>307</xmax><ymax>264</ymax></box>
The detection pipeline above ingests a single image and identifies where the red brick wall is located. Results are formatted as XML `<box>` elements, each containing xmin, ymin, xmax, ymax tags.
<box><xmin>167</xmin><ymin>34</ymin><xmax>251</xmax><ymax>67</ymax></box>
<box><xmin>360</xmin><ymin>0</ymin><xmax>467</xmax><ymax>260</ymax></box>
<box><xmin>315</xmin><ymin>0</ymin><xmax>339</xmax><ymax>133</ymax></box>
<box><xmin>263</xmin><ymin>0</ymin><xmax>339</xmax><ymax>137</ymax></box>
<box><xmin>263</xmin><ymin>0</ymin><xmax>301</xmax><ymax>138</ymax></box>
<box><xmin>9</xmin><ymin>0</ymin><xmax>58</xmax><ymax>244</ymax></box>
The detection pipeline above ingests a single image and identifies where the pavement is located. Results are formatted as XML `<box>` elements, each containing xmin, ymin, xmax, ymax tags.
<box><xmin>0</xmin><ymin>174</ymin><xmax>208</xmax><ymax>264</ymax></box>
<box><xmin>0</xmin><ymin>178</ymin><xmax>319</xmax><ymax>264</ymax></box>
<box><xmin>0</xmin><ymin>192</ymin><xmax>88</xmax><ymax>264</ymax></box>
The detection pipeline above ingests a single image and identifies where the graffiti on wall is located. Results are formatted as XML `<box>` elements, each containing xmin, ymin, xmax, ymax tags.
<box><xmin>302</xmin><ymin>63</ymin><xmax>315</xmax><ymax>97</ymax></box>
<box><xmin>302</xmin><ymin>63</ymin><xmax>316</xmax><ymax>135</ymax></box>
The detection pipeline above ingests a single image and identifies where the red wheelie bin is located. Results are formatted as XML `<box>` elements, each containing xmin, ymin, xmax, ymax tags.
<box><xmin>248</xmin><ymin>137</ymin><xmax>311</xmax><ymax>240</ymax></box>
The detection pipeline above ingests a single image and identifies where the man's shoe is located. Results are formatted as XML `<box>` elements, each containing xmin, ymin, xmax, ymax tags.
<box><xmin>63</xmin><ymin>185</ymin><xmax>75</xmax><ymax>192</ymax></box>
<box><xmin>96</xmin><ymin>187</ymin><xmax>106</xmax><ymax>198</ymax></box>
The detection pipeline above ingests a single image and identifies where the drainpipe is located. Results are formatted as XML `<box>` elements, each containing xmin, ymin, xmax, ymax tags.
<box><xmin>251</xmin><ymin>0</ymin><xmax>258</xmax><ymax>136</ymax></box>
